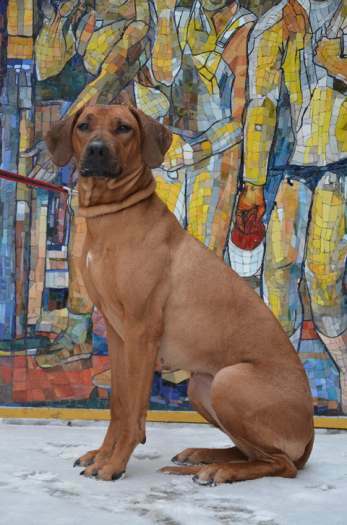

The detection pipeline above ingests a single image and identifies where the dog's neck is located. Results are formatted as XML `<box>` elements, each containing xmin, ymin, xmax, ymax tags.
<box><xmin>77</xmin><ymin>165</ymin><xmax>156</xmax><ymax>219</ymax></box>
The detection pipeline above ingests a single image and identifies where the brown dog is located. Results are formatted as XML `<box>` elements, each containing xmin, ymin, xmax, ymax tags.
<box><xmin>45</xmin><ymin>104</ymin><xmax>314</xmax><ymax>485</ymax></box>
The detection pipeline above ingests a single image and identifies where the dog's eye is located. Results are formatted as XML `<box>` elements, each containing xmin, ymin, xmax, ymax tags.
<box><xmin>77</xmin><ymin>122</ymin><xmax>89</xmax><ymax>132</ymax></box>
<box><xmin>116</xmin><ymin>124</ymin><xmax>131</xmax><ymax>134</ymax></box>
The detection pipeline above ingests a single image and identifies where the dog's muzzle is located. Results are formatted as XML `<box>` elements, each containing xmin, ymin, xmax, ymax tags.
<box><xmin>80</xmin><ymin>140</ymin><xmax>121</xmax><ymax>178</ymax></box>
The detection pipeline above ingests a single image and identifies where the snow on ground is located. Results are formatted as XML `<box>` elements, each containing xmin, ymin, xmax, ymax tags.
<box><xmin>0</xmin><ymin>420</ymin><xmax>346</xmax><ymax>525</ymax></box>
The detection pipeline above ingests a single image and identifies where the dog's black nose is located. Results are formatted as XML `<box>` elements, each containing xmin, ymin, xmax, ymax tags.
<box><xmin>80</xmin><ymin>139</ymin><xmax>121</xmax><ymax>178</ymax></box>
<box><xmin>85</xmin><ymin>140</ymin><xmax>108</xmax><ymax>159</ymax></box>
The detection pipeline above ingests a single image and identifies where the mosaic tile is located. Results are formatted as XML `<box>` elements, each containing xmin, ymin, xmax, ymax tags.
<box><xmin>0</xmin><ymin>1</ymin><xmax>345</xmax><ymax>415</ymax></box>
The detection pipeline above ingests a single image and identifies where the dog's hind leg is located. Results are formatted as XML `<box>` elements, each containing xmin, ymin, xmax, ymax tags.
<box><xmin>163</xmin><ymin>363</ymin><xmax>314</xmax><ymax>484</ymax></box>
<box><xmin>171</xmin><ymin>373</ymin><xmax>247</xmax><ymax>466</ymax></box>
<box><xmin>197</xmin><ymin>363</ymin><xmax>313</xmax><ymax>484</ymax></box>
<box><xmin>161</xmin><ymin>455</ymin><xmax>296</xmax><ymax>483</ymax></box>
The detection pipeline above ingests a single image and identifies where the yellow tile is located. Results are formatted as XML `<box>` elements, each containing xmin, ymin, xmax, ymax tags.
<box><xmin>7</xmin><ymin>36</ymin><xmax>33</xmax><ymax>59</ymax></box>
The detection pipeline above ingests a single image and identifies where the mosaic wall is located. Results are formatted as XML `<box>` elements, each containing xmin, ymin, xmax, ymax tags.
<box><xmin>0</xmin><ymin>0</ymin><xmax>346</xmax><ymax>415</ymax></box>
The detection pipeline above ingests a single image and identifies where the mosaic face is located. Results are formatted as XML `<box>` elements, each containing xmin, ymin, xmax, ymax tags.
<box><xmin>0</xmin><ymin>0</ymin><xmax>345</xmax><ymax>416</ymax></box>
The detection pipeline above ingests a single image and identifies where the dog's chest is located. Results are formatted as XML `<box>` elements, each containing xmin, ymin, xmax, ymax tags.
<box><xmin>83</xmin><ymin>248</ymin><xmax>124</xmax><ymax>333</ymax></box>
<box><xmin>84</xmin><ymin>247</ymin><xmax>112</xmax><ymax>284</ymax></box>
<box><xmin>84</xmin><ymin>249</ymin><xmax>100</xmax><ymax>284</ymax></box>
<box><xmin>86</xmin><ymin>250</ymin><xmax>93</xmax><ymax>270</ymax></box>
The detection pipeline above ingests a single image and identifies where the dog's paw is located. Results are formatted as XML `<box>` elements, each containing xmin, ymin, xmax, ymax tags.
<box><xmin>79</xmin><ymin>460</ymin><xmax>126</xmax><ymax>482</ymax></box>
<box><xmin>78</xmin><ymin>452</ymin><xmax>114</xmax><ymax>478</ymax></box>
<box><xmin>192</xmin><ymin>466</ymin><xmax>220</xmax><ymax>486</ymax></box>
<box><xmin>192</xmin><ymin>464</ymin><xmax>238</xmax><ymax>485</ymax></box>
<box><xmin>171</xmin><ymin>448</ymin><xmax>203</xmax><ymax>465</ymax></box>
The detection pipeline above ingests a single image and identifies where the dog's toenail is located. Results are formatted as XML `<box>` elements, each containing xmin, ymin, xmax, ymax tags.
<box><xmin>80</xmin><ymin>470</ymin><xmax>86</xmax><ymax>476</ymax></box>
<box><xmin>73</xmin><ymin>459</ymin><xmax>81</xmax><ymax>467</ymax></box>
<box><xmin>192</xmin><ymin>474</ymin><xmax>214</xmax><ymax>486</ymax></box>
<box><xmin>111</xmin><ymin>470</ymin><xmax>125</xmax><ymax>481</ymax></box>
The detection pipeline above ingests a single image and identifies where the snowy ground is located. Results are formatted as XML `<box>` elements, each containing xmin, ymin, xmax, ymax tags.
<box><xmin>0</xmin><ymin>421</ymin><xmax>346</xmax><ymax>525</ymax></box>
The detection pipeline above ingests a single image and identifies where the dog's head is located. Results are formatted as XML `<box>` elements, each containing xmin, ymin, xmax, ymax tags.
<box><xmin>45</xmin><ymin>104</ymin><xmax>172</xmax><ymax>178</ymax></box>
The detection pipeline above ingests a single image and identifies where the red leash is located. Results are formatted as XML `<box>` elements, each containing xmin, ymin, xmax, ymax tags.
<box><xmin>0</xmin><ymin>168</ymin><xmax>69</xmax><ymax>194</ymax></box>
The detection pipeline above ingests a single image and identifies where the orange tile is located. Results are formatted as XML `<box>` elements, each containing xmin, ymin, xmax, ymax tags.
<box><xmin>97</xmin><ymin>388</ymin><xmax>109</xmax><ymax>399</ymax></box>
<box><xmin>53</xmin><ymin>385</ymin><xmax>73</xmax><ymax>399</ymax></box>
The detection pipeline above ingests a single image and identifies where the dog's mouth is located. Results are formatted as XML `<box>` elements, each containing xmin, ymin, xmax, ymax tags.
<box><xmin>79</xmin><ymin>165</ymin><xmax>123</xmax><ymax>179</ymax></box>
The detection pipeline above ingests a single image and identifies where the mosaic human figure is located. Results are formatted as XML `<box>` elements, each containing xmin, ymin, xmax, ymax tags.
<box><xmin>236</xmin><ymin>0</ymin><xmax>347</xmax><ymax>411</ymax></box>
<box><xmin>34</xmin><ymin>0</ymin><xmax>257</xmax><ymax>368</ymax></box>
<box><xmin>141</xmin><ymin>0</ymin><xmax>256</xmax><ymax>256</ymax></box>
<box><xmin>31</xmin><ymin>0</ymin><xmax>152</xmax><ymax>366</ymax></box>
<box><xmin>90</xmin><ymin>0</ymin><xmax>257</xmax><ymax>387</ymax></box>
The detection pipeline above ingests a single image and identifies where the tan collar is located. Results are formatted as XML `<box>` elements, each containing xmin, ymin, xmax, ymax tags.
<box><xmin>78</xmin><ymin>172</ymin><xmax>156</xmax><ymax>219</ymax></box>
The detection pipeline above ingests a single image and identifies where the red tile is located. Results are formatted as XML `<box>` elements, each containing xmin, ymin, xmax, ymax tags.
<box><xmin>14</xmin><ymin>356</ymin><xmax>27</xmax><ymax>368</ymax></box>
<box><xmin>13</xmin><ymin>381</ymin><xmax>27</xmax><ymax>391</ymax></box>
<box><xmin>92</xmin><ymin>356</ymin><xmax>110</xmax><ymax>368</ymax></box>
<box><xmin>80</xmin><ymin>370</ymin><xmax>92</xmax><ymax>385</ymax></box>
<box><xmin>13</xmin><ymin>368</ymin><xmax>27</xmax><ymax>383</ymax></box>
<box><xmin>302</xmin><ymin>321</ymin><xmax>319</xmax><ymax>340</ymax></box>
<box><xmin>30</xmin><ymin>389</ymin><xmax>46</xmax><ymax>402</ymax></box>
<box><xmin>43</xmin><ymin>388</ymin><xmax>55</xmax><ymax>398</ymax></box>
<box><xmin>28</xmin><ymin>369</ymin><xmax>45</xmax><ymax>383</ymax></box>
<box><xmin>53</xmin><ymin>385</ymin><xmax>77</xmax><ymax>399</ymax></box>
<box><xmin>0</xmin><ymin>367</ymin><xmax>12</xmax><ymax>384</ymax></box>
<box><xmin>51</xmin><ymin>373</ymin><xmax>70</xmax><ymax>385</ymax></box>
<box><xmin>75</xmin><ymin>385</ymin><xmax>94</xmax><ymax>399</ymax></box>
<box><xmin>13</xmin><ymin>390</ymin><xmax>28</xmax><ymax>403</ymax></box>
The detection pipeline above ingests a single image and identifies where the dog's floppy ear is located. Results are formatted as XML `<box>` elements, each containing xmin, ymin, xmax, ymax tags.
<box><xmin>129</xmin><ymin>107</ymin><xmax>172</xmax><ymax>169</ymax></box>
<box><xmin>45</xmin><ymin>108</ymin><xmax>83</xmax><ymax>166</ymax></box>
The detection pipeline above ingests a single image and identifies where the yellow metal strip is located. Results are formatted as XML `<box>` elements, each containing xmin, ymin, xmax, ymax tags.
<box><xmin>147</xmin><ymin>411</ymin><xmax>206</xmax><ymax>423</ymax></box>
<box><xmin>314</xmin><ymin>416</ymin><xmax>347</xmax><ymax>430</ymax></box>
<box><xmin>0</xmin><ymin>407</ymin><xmax>206</xmax><ymax>423</ymax></box>
<box><xmin>0</xmin><ymin>407</ymin><xmax>109</xmax><ymax>421</ymax></box>
<box><xmin>0</xmin><ymin>407</ymin><xmax>346</xmax><ymax>429</ymax></box>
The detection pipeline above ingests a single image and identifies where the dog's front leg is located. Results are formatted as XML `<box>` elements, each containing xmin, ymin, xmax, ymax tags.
<box><xmin>96</xmin><ymin>323</ymin><xmax>160</xmax><ymax>481</ymax></box>
<box><xmin>79</xmin><ymin>324</ymin><xmax>125</xmax><ymax>475</ymax></box>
